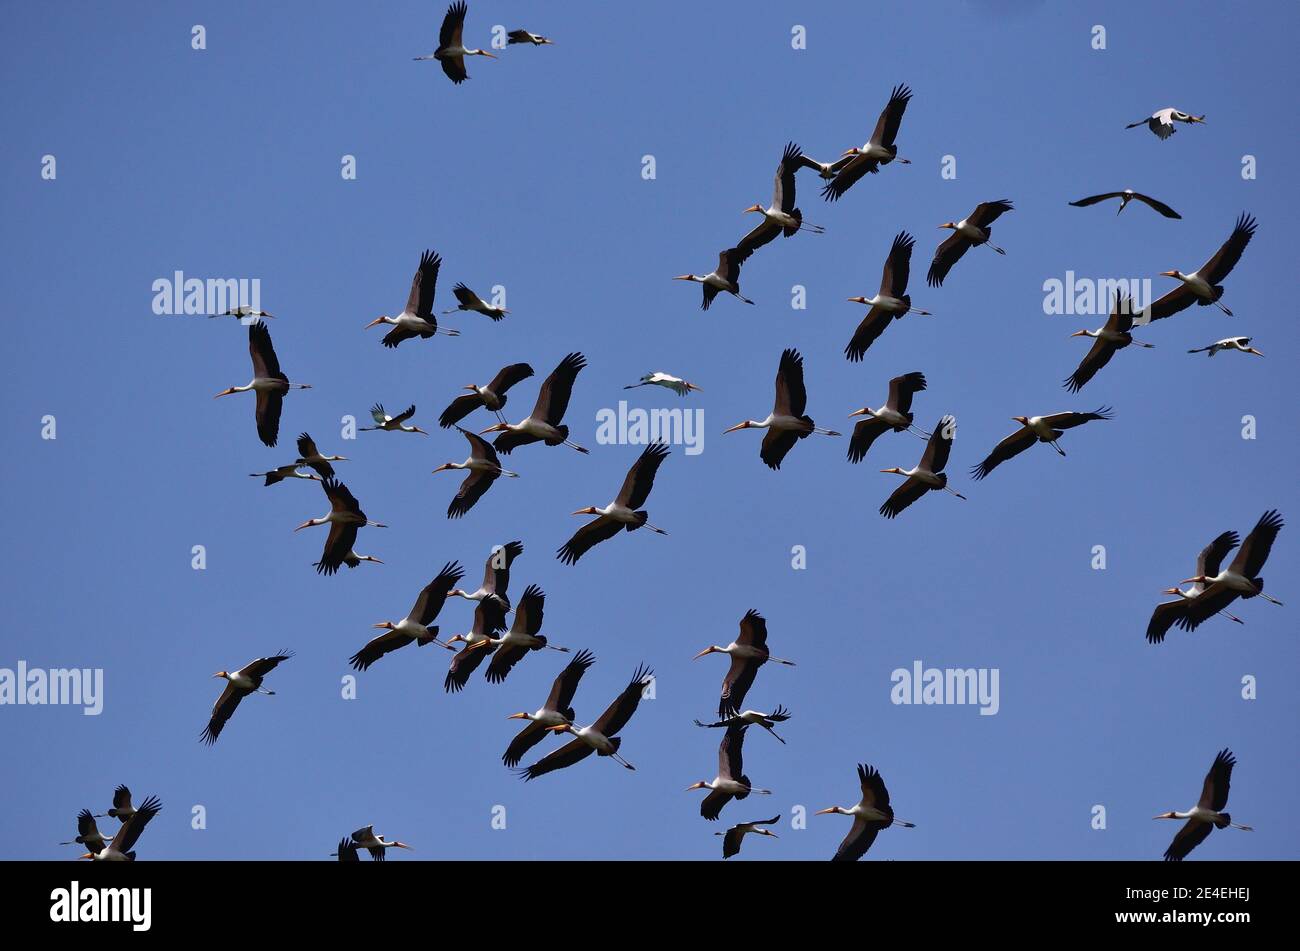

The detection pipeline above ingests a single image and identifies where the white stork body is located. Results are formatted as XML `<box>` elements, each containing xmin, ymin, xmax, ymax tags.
<box><xmin>1188</xmin><ymin>336</ymin><xmax>1263</xmax><ymax>357</ymax></box>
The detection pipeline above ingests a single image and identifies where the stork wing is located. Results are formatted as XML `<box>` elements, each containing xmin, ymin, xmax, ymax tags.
<box><xmin>1229</xmin><ymin>509</ymin><xmax>1283</xmax><ymax>578</ymax></box>
<box><xmin>968</xmin><ymin>199</ymin><xmax>1014</xmax><ymax>227</ymax></box>
<box><xmin>492</xmin><ymin>428</ymin><xmax>541</xmax><ymax>454</ymax></box>
<box><xmin>296</xmin><ymin>433</ymin><xmax>335</xmax><ymax>478</ymax></box>
<box><xmin>760</xmin><ymin>429</ymin><xmax>802</xmax><ymax>470</ymax></box>
<box><xmin>392</xmin><ymin>405</ymin><xmax>418</xmax><ymax>425</ymax></box>
<box><xmin>316</xmin><ymin>522</ymin><xmax>359</xmax><ymax>576</ymax></box>
<box><xmin>410</xmin><ymin>561</ymin><xmax>464</xmax><ymax>626</ymax></box>
<box><xmin>615</xmin><ymin>442</ymin><xmax>669</xmax><ymax>508</ymax></box>
<box><xmin>880</xmin><ymin>231</ymin><xmax>914</xmax><ymax>296</ymax></box>
<box><xmin>502</xmin><ymin>720</ymin><xmax>549</xmax><ymax>768</ymax></box>
<box><xmin>926</xmin><ymin>232</ymin><xmax>972</xmax><ymax>287</ymax></box>
<box><xmin>1068</xmin><ymin>192</ymin><xmax>1125</xmax><ymax>208</ymax></box>
<box><xmin>201</xmin><ymin>682</ymin><xmax>245</xmax><ymax>746</ymax></box>
<box><xmin>349</xmin><ymin>629</ymin><xmax>413</xmax><ymax>672</ymax></box>
<box><xmin>844</xmin><ymin>307</ymin><xmax>894</xmax><ymax>363</ymax></box>
<box><xmin>700</xmin><ymin>787</ymin><xmax>735</xmax><ymax>821</ymax></box>
<box><xmin>557</xmin><ymin>515</ymin><xmax>623</xmax><ymax>565</ymax></box>
<box><xmin>1199</xmin><ymin>213</ymin><xmax>1256</xmax><ymax>284</ymax></box>
<box><xmin>518</xmin><ymin>735</ymin><xmax>595</xmax><ymax>780</ymax></box>
<box><xmin>451</xmin><ymin>282</ymin><xmax>481</xmax><ymax>307</ymax></box>
<box><xmin>1132</xmin><ymin>192</ymin><xmax>1182</xmax><ymax>219</ymax></box>
<box><xmin>487</xmin><ymin>362</ymin><xmax>535</xmax><ymax>394</ymax></box>
<box><xmin>719</xmin><ymin>724</ymin><xmax>746</xmax><ymax>781</ymax></box>
<box><xmin>112</xmin><ymin>785</ymin><xmax>133</xmax><ymax>812</ymax></box>
<box><xmin>1145</xmin><ymin>598</ymin><xmax>1188</xmax><ymax>645</ymax></box>
<box><xmin>532</xmin><ymin>352</ymin><xmax>586</xmax><ymax>424</ymax></box>
<box><xmin>871</xmin><ymin>83</ymin><xmax>911</xmax><ymax>147</ymax></box>
<box><xmin>405</xmin><ymin>250</ymin><xmax>441</xmax><ymax>318</ymax></box>
<box><xmin>919</xmin><ymin>416</ymin><xmax>954</xmax><ymax>473</ymax></box>
<box><xmin>242</xmin><ymin>651</ymin><xmax>293</xmax><ymax>678</ymax></box>
<box><xmin>888</xmin><ymin>371</ymin><xmax>926</xmax><ymax>415</ymax></box>
<box><xmin>439</xmin><ymin>1</ymin><xmax>466</xmax><ymax>49</ymax></box>
<box><xmin>482</xmin><ymin>540</ymin><xmax>523</xmax><ymax>600</ymax></box>
<box><xmin>879</xmin><ymin>476</ymin><xmax>929</xmax><ymax>519</ymax></box>
<box><xmin>248</xmin><ymin>321</ymin><xmax>284</xmax><ymax>379</ymax></box>
<box><xmin>970</xmin><ymin>427</ymin><xmax>1035</xmax><ymax>481</ymax></box>
<box><xmin>832</xmin><ymin>817</ymin><xmax>881</xmax><ymax>862</ymax></box>
<box><xmin>440</xmin><ymin>55</ymin><xmax>468</xmax><ymax>84</ymax></box>
<box><xmin>438</xmin><ymin>393</ymin><xmax>483</xmax><ymax>428</ymax></box>
<box><xmin>1199</xmin><ymin>749</ymin><xmax>1236</xmax><ymax>811</ymax></box>
<box><xmin>858</xmin><ymin>763</ymin><xmax>892</xmax><ymax>811</ymax></box>
<box><xmin>736</xmin><ymin>610</ymin><xmax>768</xmax><ymax>649</ymax></box>
<box><xmin>255</xmin><ymin>389</ymin><xmax>284</xmax><ymax>448</ymax></box>
<box><xmin>774</xmin><ymin>348</ymin><xmax>807</xmax><ymax>417</ymax></box>
<box><xmin>847</xmin><ymin>416</ymin><xmax>891</xmax><ymax>464</ymax></box>
<box><xmin>485</xmin><ymin>644</ymin><xmax>530</xmax><ymax>683</ymax></box>
<box><xmin>720</xmin><ymin>656</ymin><xmax>758</xmax><ymax>719</ymax></box>
<box><xmin>447</xmin><ymin>467</ymin><xmax>499</xmax><ymax>519</ymax></box>
<box><xmin>111</xmin><ymin>796</ymin><xmax>161</xmax><ymax>854</ymax></box>
<box><xmin>546</xmin><ymin>648</ymin><xmax>595</xmax><ymax>714</ymax></box>
<box><xmin>592</xmin><ymin>664</ymin><xmax>654</xmax><ymax>737</ymax></box>
<box><xmin>736</xmin><ymin>218</ymin><xmax>782</xmax><ymax>257</ymax></box>
<box><xmin>820</xmin><ymin>152</ymin><xmax>877</xmax><ymax>202</ymax></box>
<box><xmin>445</xmin><ymin>642</ymin><xmax>494</xmax><ymax>692</ymax></box>
<box><xmin>512</xmin><ymin>585</ymin><xmax>545</xmax><ymax>637</ymax></box>
<box><xmin>1064</xmin><ymin>336</ymin><xmax>1120</xmax><ymax>393</ymax></box>
<box><xmin>1040</xmin><ymin>406</ymin><xmax>1114</xmax><ymax>430</ymax></box>
<box><xmin>1197</xmin><ymin>531</ymin><xmax>1240</xmax><ymax>579</ymax></box>
<box><xmin>773</xmin><ymin>141</ymin><xmax>801</xmax><ymax>213</ymax></box>
<box><xmin>1146</xmin><ymin>284</ymin><xmax>1197</xmax><ymax>322</ymax></box>
<box><xmin>1163</xmin><ymin>818</ymin><xmax>1212</xmax><ymax>861</ymax></box>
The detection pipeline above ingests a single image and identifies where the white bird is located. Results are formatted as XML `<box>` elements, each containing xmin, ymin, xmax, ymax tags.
<box><xmin>349</xmin><ymin>563</ymin><xmax>465</xmax><ymax>671</ymax></box>
<box><xmin>80</xmin><ymin>796</ymin><xmax>162</xmax><ymax>861</ymax></box>
<box><xmin>214</xmin><ymin>322</ymin><xmax>312</xmax><ymax>448</ymax></box>
<box><xmin>822</xmin><ymin>84</ymin><xmax>913</xmax><ymax>201</ymax></box>
<box><xmin>479</xmin><ymin>352</ymin><xmax>589</xmax><ymax>454</ymax></box>
<box><xmin>1126</xmin><ymin>107</ymin><xmax>1205</xmax><ymax>140</ymax></box>
<box><xmin>817</xmin><ymin>764</ymin><xmax>915</xmax><ymax>861</ymax></box>
<box><xmin>737</xmin><ymin>142</ymin><xmax>825</xmax><ymax>256</ymax></box>
<box><xmin>517</xmin><ymin>665</ymin><xmax>655</xmax><ymax>777</ymax></box>
<box><xmin>558</xmin><ymin>442</ymin><xmax>670</xmax><ymax>565</ymax></box>
<box><xmin>212</xmin><ymin>305</ymin><xmax>274</xmax><ymax>320</ymax></box>
<box><xmin>927</xmin><ymin>200</ymin><xmax>1014</xmax><ymax>287</ymax></box>
<box><xmin>1188</xmin><ymin>336</ymin><xmax>1263</xmax><ymax>357</ymax></box>
<box><xmin>362</xmin><ymin>403</ymin><xmax>429</xmax><ymax>435</ymax></box>
<box><xmin>443</xmin><ymin>282</ymin><xmax>508</xmax><ymax>320</ymax></box>
<box><xmin>694</xmin><ymin>705</ymin><xmax>793</xmax><ymax>744</ymax></box>
<box><xmin>1149</xmin><ymin>214</ymin><xmax>1257</xmax><ymax>320</ymax></box>
<box><xmin>723</xmin><ymin>349</ymin><xmax>840</xmax><ymax>470</ymax></box>
<box><xmin>687</xmin><ymin>725</ymin><xmax>772</xmax><ymax>821</ymax></box>
<box><xmin>878</xmin><ymin>415</ymin><xmax>966</xmax><ymax>518</ymax></box>
<box><xmin>717</xmin><ymin>815</ymin><xmax>780</xmax><ymax>859</ymax></box>
<box><xmin>414</xmin><ymin>1</ymin><xmax>496</xmax><ymax>85</ymax></box>
<box><xmin>674</xmin><ymin>247</ymin><xmax>755</xmax><ymax>310</ymax></box>
<box><xmin>845</xmin><ymin>232</ymin><xmax>933</xmax><ymax>361</ymax></box>
<box><xmin>202</xmin><ymin>652</ymin><xmax>293</xmax><ymax>745</ymax></box>
<box><xmin>350</xmin><ymin>825</ymin><xmax>413</xmax><ymax>861</ymax></box>
<box><xmin>433</xmin><ymin>427</ymin><xmax>519</xmax><ymax>519</ymax></box>
<box><xmin>364</xmin><ymin>250</ymin><xmax>458</xmax><ymax>347</ymax></box>
<box><xmin>1155</xmin><ymin>749</ymin><xmax>1252</xmax><ymax>861</ymax></box>
<box><xmin>506</xmin><ymin>29</ymin><xmax>554</xmax><ymax>46</ymax></box>
<box><xmin>847</xmin><ymin>371</ymin><xmax>930</xmax><ymax>464</ymax></box>
<box><xmin>446</xmin><ymin>541</ymin><xmax>524</xmax><ymax>610</ymax></box>
<box><xmin>624</xmin><ymin>372</ymin><xmax>702</xmax><ymax>397</ymax></box>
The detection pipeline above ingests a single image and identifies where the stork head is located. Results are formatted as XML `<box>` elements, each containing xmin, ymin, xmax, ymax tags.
<box><xmin>1011</xmin><ymin>416</ymin><xmax>1030</xmax><ymax>425</ymax></box>
<box><xmin>691</xmin><ymin>645</ymin><xmax>721</xmax><ymax>660</ymax></box>
<box><xmin>722</xmin><ymin>420</ymin><xmax>753</xmax><ymax>434</ymax></box>
<box><xmin>372</xmin><ymin>621</ymin><xmax>396</xmax><ymax>630</ymax></box>
<box><xmin>78</xmin><ymin>852</ymin><xmax>95</xmax><ymax>860</ymax></box>
<box><xmin>685</xmin><ymin>781</ymin><xmax>710</xmax><ymax>791</ymax></box>
<box><xmin>756</xmin><ymin>828</ymin><xmax>778</xmax><ymax>838</ymax></box>
<box><xmin>879</xmin><ymin>466</ymin><xmax>905</xmax><ymax>475</ymax></box>
<box><xmin>212</xmin><ymin>670</ymin><xmax>229</xmax><ymax>680</ymax></box>
<box><xmin>1160</xmin><ymin>269</ymin><xmax>1184</xmax><ymax>280</ymax></box>
<box><xmin>410</xmin><ymin>426</ymin><xmax>430</xmax><ymax>436</ymax></box>
<box><xmin>356</xmin><ymin>555</ymin><xmax>382</xmax><ymax>565</ymax></box>
<box><xmin>431</xmin><ymin>463</ymin><xmax>456</xmax><ymax>473</ymax></box>
<box><xmin>570</xmin><ymin>506</ymin><xmax>600</xmax><ymax>516</ymax></box>
<box><xmin>814</xmin><ymin>806</ymin><xmax>846</xmax><ymax>816</ymax></box>
<box><xmin>506</xmin><ymin>712</ymin><xmax>532</xmax><ymax>721</ymax></box>
<box><xmin>1181</xmin><ymin>575</ymin><xmax>1210</xmax><ymax>586</ymax></box>
<box><xmin>547</xmin><ymin>723</ymin><xmax>576</xmax><ymax>736</ymax></box>
<box><xmin>848</xmin><ymin>407</ymin><xmax>873</xmax><ymax>418</ymax></box>
<box><xmin>363</xmin><ymin>316</ymin><xmax>389</xmax><ymax>329</ymax></box>
<box><xmin>473</xmin><ymin>49</ymin><xmax>497</xmax><ymax>59</ymax></box>
<box><xmin>213</xmin><ymin>387</ymin><xmax>238</xmax><ymax>398</ymax></box>
<box><xmin>292</xmin><ymin>518</ymin><xmax>320</xmax><ymax>532</ymax></box>
<box><xmin>840</xmin><ymin>147</ymin><xmax>860</xmax><ymax>157</ymax></box>
<box><xmin>479</xmin><ymin>422</ymin><xmax>509</xmax><ymax>435</ymax></box>
<box><xmin>743</xmin><ymin>204</ymin><xmax>764</xmax><ymax>214</ymax></box>
<box><xmin>846</xmin><ymin>296</ymin><xmax>870</xmax><ymax>305</ymax></box>
<box><xmin>1153</xmin><ymin>812</ymin><xmax>1180</xmax><ymax>820</ymax></box>
<box><xmin>672</xmin><ymin>274</ymin><xmax>700</xmax><ymax>283</ymax></box>
<box><xmin>1069</xmin><ymin>329</ymin><xmax>1094</xmax><ymax>338</ymax></box>
<box><xmin>1161</xmin><ymin>587</ymin><xmax>1183</xmax><ymax>596</ymax></box>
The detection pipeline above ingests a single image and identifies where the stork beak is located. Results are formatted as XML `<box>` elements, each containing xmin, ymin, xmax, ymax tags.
<box><xmin>722</xmin><ymin>422</ymin><xmax>748</xmax><ymax>434</ymax></box>
<box><xmin>211</xmin><ymin>671</ymin><xmax>224</xmax><ymax>678</ymax></box>
<box><xmin>1069</xmin><ymin>330</ymin><xmax>1087</xmax><ymax>337</ymax></box>
<box><xmin>840</xmin><ymin>147</ymin><xmax>856</xmax><ymax>156</ymax></box>
<box><xmin>691</xmin><ymin>647</ymin><xmax>714</xmax><ymax>660</ymax></box>
<box><xmin>372</xmin><ymin>622</ymin><xmax>390</xmax><ymax>629</ymax></box>
<box><xmin>847</xmin><ymin>296</ymin><xmax>868</xmax><ymax>304</ymax></box>
<box><xmin>1192</xmin><ymin>116</ymin><xmax>1206</xmax><ymax>123</ymax></box>
<box><xmin>762</xmin><ymin>830</ymin><xmax>779</xmax><ymax>837</ymax></box>
<box><xmin>1161</xmin><ymin>587</ymin><xmax>1181</xmax><ymax>595</ymax></box>
<box><xmin>79</xmin><ymin>852</ymin><xmax>93</xmax><ymax>860</ymax></box>
<box><xmin>213</xmin><ymin>388</ymin><xmax>236</xmax><ymax>398</ymax></box>
<box><xmin>743</xmin><ymin>204</ymin><xmax>762</xmax><ymax>214</ymax></box>
<box><xmin>364</xmin><ymin>317</ymin><xmax>385</xmax><ymax>329</ymax></box>
<box><xmin>481</xmin><ymin>51</ymin><xmax>497</xmax><ymax>59</ymax></box>
<box><xmin>292</xmin><ymin>520</ymin><xmax>313</xmax><ymax>532</ymax></box>
<box><xmin>368</xmin><ymin>557</ymin><xmax>384</xmax><ymax>564</ymax></box>
<box><xmin>506</xmin><ymin>713</ymin><xmax>529</xmax><ymax>720</ymax></box>
<box><xmin>672</xmin><ymin>275</ymin><xmax>693</xmax><ymax>281</ymax></box>
<box><xmin>479</xmin><ymin>423</ymin><xmax>506</xmax><ymax>434</ymax></box>
<box><xmin>395</xmin><ymin>842</ymin><xmax>414</xmax><ymax>850</ymax></box>
<box><xmin>432</xmin><ymin>463</ymin><xmax>452</xmax><ymax>473</ymax></box>
<box><xmin>813</xmin><ymin>808</ymin><xmax>837</xmax><ymax>816</ymax></box>
<box><xmin>848</xmin><ymin>408</ymin><xmax>870</xmax><ymax>418</ymax></box>
<box><xmin>685</xmin><ymin>782</ymin><xmax>706</xmax><ymax>791</ymax></box>
<box><xmin>463</xmin><ymin>385</ymin><xmax>478</xmax><ymax>391</ymax></box>
<box><xmin>412</xmin><ymin>427</ymin><xmax>429</xmax><ymax>436</ymax></box>
<box><xmin>1160</xmin><ymin>270</ymin><xmax>1178</xmax><ymax>278</ymax></box>
<box><xmin>546</xmin><ymin>724</ymin><xmax>569</xmax><ymax>732</ymax></box>
<box><xmin>1249</xmin><ymin>348</ymin><xmax>1264</xmax><ymax>357</ymax></box>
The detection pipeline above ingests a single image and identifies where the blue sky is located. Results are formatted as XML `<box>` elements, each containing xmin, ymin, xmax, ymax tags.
<box><xmin>1</xmin><ymin>0</ymin><xmax>1296</xmax><ymax>861</ymax></box>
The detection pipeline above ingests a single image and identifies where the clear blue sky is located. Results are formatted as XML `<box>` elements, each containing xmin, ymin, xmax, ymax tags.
<box><xmin>1</xmin><ymin>1</ymin><xmax>1296</xmax><ymax>861</ymax></box>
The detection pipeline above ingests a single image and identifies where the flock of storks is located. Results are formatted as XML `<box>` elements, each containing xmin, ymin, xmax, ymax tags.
<box><xmin>62</xmin><ymin>4</ymin><xmax>1282</xmax><ymax>863</ymax></box>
